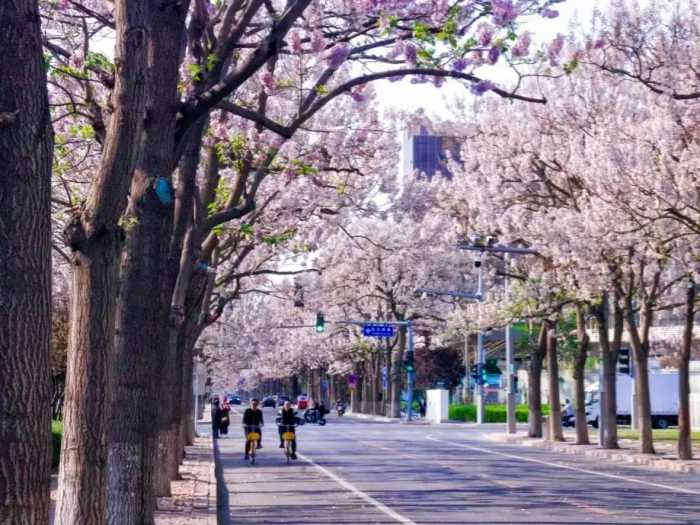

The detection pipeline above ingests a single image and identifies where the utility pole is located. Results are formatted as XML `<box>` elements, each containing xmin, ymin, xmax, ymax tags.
<box><xmin>475</xmin><ymin>261</ymin><xmax>486</xmax><ymax>425</ymax></box>
<box><xmin>504</xmin><ymin>254</ymin><xmax>517</xmax><ymax>434</ymax></box>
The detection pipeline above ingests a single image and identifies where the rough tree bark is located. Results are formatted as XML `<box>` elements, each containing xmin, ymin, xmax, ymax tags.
<box><xmin>107</xmin><ymin>2</ymin><xmax>190</xmax><ymax>521</ymax></box>
<box><xmin>573</xmin><ymin>305</ymin><xmax>590</xmax><ymax>445</ymax></box>
<box><xmin>625</xmin><ymin>306</ymin><xmax>655</xmax><ymax>453</ymax></box>
<box><xmin>527</xmin><ymin>324</ymin><xmax>547</xmax><ymax>438</ymax></box>
<box><xmin>595</xmin><ymin>291</ymin><xmax>621</xmax><ymax>449</ymax></box>
<box><xmin>0</xmin><ymin>1</ymin><xmax>53</xmax><ymax>522</ymax></box>
<box><xmin>546</xmin><ymin>321</ymin><xmax>564</xmax><ymax>441</ymax></box>
<box><xmin>56</xmin><ymin>2</ymin><xmax>148</xmax><ymax>522</ymax></box>
<box><xmin>678</xmin><ymin>276</ymin><xmax>695</xmax><ymax>460</ymax></box>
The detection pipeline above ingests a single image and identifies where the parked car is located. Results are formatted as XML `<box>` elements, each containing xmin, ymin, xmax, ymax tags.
<box><xmin>297</xmin><ymin>394</ymin><xmax>309</xmax><ymax>410</ymax></box>
<box><xmin>277</xmin><ymin>395</ymin><xmax>291</xmax><ymax>406</ymax></box>
<box><xmin>262</xmin><ymin>396</ymin><xmax>277</xmax><ymax>408</ymax></box>
<box><xmin>227</xmin><ymin>394</ymin><xmax>241</xmax><ymax>405</ymax></box>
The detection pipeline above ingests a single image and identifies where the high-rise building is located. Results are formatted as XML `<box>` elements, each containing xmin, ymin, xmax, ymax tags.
<box><xmin>402</xmin><ymin>124</ymin><xmax>461</xmax><ymax>180</ymax></box>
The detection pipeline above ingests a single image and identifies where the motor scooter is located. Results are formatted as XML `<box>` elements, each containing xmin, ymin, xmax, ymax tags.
<box><xmin>304</xmin><ymin>408</ymin><xmax>327</xmax><ymax>426</ymax></box>
<box><xmin>336</xmin><ymin>402</ymin><xmax>345</xmax><ymax>417</ymax></box>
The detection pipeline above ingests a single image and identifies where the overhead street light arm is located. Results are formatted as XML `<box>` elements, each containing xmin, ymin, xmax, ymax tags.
<box><xmin>457</xmin><ymin>242</ymin><xmax>539</xmax><ymax>256</ymax></box>
<box><xmin>415</xmin><ymin>287</ymin><xmax>482</xmax><ymax>301</ymax></box>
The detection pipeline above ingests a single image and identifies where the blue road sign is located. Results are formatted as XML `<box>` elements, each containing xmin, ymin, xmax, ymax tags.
<box><xmin>362</xmin><ymin>324</ymin><xmax>395</xmax><ymax>338</ymax></box>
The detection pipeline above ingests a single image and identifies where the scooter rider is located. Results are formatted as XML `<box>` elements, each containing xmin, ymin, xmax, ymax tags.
<box><xmin>277</xmin><ymin>400</ymin><xmax>300</xmax><ymax>459</ymax></box>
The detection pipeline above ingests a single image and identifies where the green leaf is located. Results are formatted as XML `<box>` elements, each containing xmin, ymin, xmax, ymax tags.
<box><xmin>563</xmin><ymin>58</ymin><xmax>579</xmax><ymax>75</ymax></box>
<box><xmin>187</xmin><ymin>63</ymin><xmax>202</xmax><ymax>82</ymax></box>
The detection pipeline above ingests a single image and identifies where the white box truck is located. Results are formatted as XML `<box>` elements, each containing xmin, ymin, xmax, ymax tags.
<box><xmin>586</xmin><ymin>371</ymin><xmax>678</xmax><ymax>429</ymax></box>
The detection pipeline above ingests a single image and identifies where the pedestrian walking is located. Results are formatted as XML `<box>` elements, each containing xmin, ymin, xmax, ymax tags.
<box><xmin>419</xmin><ymin>399</ymin><xmax>426</xmax><ymax>418</ymax></box>
<box><xmin>220</xmin><ymin>399</ymin><xmax>231</xmax><ymax>437</ymax></box>
<box><xmin>211</xmin><ymin>396</ymin><xmax>222</xmax><ymax>439</ymax></box>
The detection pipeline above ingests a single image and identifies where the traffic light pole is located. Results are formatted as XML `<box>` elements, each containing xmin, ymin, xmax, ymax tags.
<box><xmin>406</xmin><ymin>321</ymin><xmax>415</xmax><ymax>422</ymax></box>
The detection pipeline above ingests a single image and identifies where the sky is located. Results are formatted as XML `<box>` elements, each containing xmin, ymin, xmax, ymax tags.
<box><xmin>374</xmin><ymin>0</ymin><xmax>603</xmax><ymax>118</ymax></box>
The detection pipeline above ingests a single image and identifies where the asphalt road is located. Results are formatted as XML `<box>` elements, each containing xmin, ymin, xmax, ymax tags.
<box><xmin>215</xmin><ymin>407</ymin><xmax>700</xmax><ymax>525</ymax></box>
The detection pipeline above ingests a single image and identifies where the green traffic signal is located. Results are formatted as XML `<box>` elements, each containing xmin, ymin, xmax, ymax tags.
<box><xmin>315</xmin><ymin>312</ymin><xmax>325</xmax><ymax>333</ymax></box>
<box><xmin>404</xmin><ymin>352</ymin><xmax>415</xmax><ymax>373</ymax></box>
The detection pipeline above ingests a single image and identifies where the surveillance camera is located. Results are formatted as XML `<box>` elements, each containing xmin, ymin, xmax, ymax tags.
<box><xmin>473</xmin><ymin>253</ymin><xmax>483</xmax><ymax>268</ymax></box>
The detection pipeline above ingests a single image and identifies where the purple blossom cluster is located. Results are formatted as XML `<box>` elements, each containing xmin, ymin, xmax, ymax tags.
<box><xmin>327</xmin><ymin>46</ymin><xmax>350</xmax><ymax>68</ymax></box>
<box><xmin>470</xmin><ymin>79</ymin><xmax>495</xmax><ymax>96</ymax></box>
<box><xmin>491</xmin><ymin>0</ymin><xmax>518</xmax><ymax>27</ymax></box>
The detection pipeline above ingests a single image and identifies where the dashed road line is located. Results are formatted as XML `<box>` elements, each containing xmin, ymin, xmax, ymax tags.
<box><xmin>296</xmin><ymin>451</ymin><xmax>418</xmax><ymax>525</ymax></box>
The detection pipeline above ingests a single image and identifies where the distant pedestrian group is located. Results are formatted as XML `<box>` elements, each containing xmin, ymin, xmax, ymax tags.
<box><xmin>211</xmin><ymin>396</ymin><xmax>231</xmax><ymax>439</ymax></box>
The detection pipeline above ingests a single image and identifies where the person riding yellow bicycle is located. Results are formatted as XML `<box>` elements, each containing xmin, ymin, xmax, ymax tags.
<box><xmin>276</xmin><ymin>400</ymin><xmax>301</xmax><ymax>460</ymax></box>
<box><xmin>243</xmin><ymin>398</ymin><xmax>264</xmax><ymax>461</ymax></box>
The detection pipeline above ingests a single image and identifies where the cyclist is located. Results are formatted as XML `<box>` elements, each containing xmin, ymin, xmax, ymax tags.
<box><xmin>277</xmin><ymin>400</ymin><xmax>299</xmax><ymax>459</ymax></box>
<box><xmin>243</xmin><ymin>398</ymin><xmax>264</xmax><ymax>460</ymax></box>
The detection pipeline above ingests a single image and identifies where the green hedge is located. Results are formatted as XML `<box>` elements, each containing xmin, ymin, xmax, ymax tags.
<box><xmin>52</xmin><ymin>420</ymin><xmax>62</xmax><ymax>468</ymax></box>
<box><xmin>448</xmin><ymin>403</ymin><xmax>550</xmax><ymax>423</ymax></box>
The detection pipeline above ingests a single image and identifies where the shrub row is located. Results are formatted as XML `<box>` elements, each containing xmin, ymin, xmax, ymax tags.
<box><xmin>448</xmin><ymin>403</ymin><xmax>550</xmax><ymax>423</ymax></box>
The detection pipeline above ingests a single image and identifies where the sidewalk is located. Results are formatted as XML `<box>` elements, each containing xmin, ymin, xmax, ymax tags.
<box><xmin>154</xmin><ymin>433</ymin><xmax>217</xmax><ymax>525</ymax></box>
<box><xmin>486</xmin><ymin>430</ymin><xmax>700</xmax><ymax>474</ymax></box>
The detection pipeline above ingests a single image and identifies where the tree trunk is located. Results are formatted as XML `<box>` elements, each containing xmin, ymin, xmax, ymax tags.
<box><xmin>361</xmin><ymin>370</ymin><xmax>370</xmax><ymax>414</ymax></box>
<box><xmin>573</xmin><ymin>305</ymin><xmax>590</xmax><ymax>445</ymax></box>
<box><xmin>0</xmin><ymin>1</ymin><xmax>53</xmax><ymax>522</ymax></box>
<box><xmin>626</xmin><ymin>304</ymin><xmax>655</xmax><ymax>454</ymax></box>
<box><xmin>107</xmin><ymin>187</ymin><xmax>172</xmax><ymax>525</ymax></box>
<box><xmin>527</xmin><ymin>324</ymin><xmax>547</xmax><ymax>438</ymax></box>
<box><xmin>678</xmin><ymin>277</ymin><xmax>694</xmax><ymax>460</ymax></box>
<box><xmin>372</xmin><ymin>354</ymin><xmax>381</xmax><ymax>415</ymax></box>
<box><xmin>57</xmin><ymin>2</ymin><xmax>148</xmax><ymax>522</ymax></box>
<box><xmin>595</xmin><ymin>291</ymin><xmax>620</xmax><ymax>449</ymax></box>
<box><xmin>58</xmin><ymin>234</ymin><xmax>122</xmax><ymax>524</ymax></box>
<box><xmin>546</xmin><ymin>322</ymin><xmax>564</xmax><ymax>441</ymax></box>
<box><xmin>389</xmin><ymin>326</ymin><xmax>406</xmax><ymax>418</ymax></box>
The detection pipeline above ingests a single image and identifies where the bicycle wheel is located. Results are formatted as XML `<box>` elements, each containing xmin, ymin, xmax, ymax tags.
<box><xmin>286</xmin><ymin>442</ymin><xmax>291</xmax><ymax>464</ymax></box>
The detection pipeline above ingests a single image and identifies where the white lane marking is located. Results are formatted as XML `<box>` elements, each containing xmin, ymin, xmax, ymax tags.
<box><xmin>296</xmin><ymin>452</ymin><xmax>418</xmax><ymax>525</ymax></box>
<box><xmin>426</xmin><ymin>435</ymin><xmax>700</xmax><ymax>496</ymax></box>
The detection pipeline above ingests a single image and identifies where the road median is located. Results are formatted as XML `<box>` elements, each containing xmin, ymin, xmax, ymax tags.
<box><xmin>485</xmin><ymin>432</ymin><xmax>700</xmax><ymax>474</ymax></box>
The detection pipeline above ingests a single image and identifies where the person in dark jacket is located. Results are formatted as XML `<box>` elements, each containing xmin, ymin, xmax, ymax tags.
<box><xmin>220</xmin><ymin>400</ymin><xmax>231</xmax><ymax>437</ymax></box>
<box><xmin>243</xmin><ymin>398</ymin><xmax>264</xmax><ymax>459</ymax></box>
<box><xmin>277</xmin><ymin>401</ymin><xmax>299</xmax><ymax>459</ymax></box>
<box><xmin>211</xmin><ymin>396</ymin><xmax>222</xmax><ymax>439</ymax></box>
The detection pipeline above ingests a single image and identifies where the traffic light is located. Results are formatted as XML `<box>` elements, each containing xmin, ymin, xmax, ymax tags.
<box><xmin>481</xmin><ymin>364</ymin><xmax>488</xmax><ymax>385</ymax></box>
<box><xmin>315</xmin><ymin>312</ymin><xmax>325</xmax><ymax>333</ymax></box>
<box><xmin>404</xmin><ymin>352</ymin><xmax>415</xmax><ymax>373</ymax></box>
<box><xmin>618</xmin><ymin>347</ymin><xmax>631</xmax><ymax>375</ymax></box>
<box><xmin>470</xmin><ymin>364</ymin><xmax>478</xmax><ymax>381</ymax></box>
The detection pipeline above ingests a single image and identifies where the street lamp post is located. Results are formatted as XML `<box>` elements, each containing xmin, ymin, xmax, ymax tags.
<box><xmin>458</xmin><ymin>240</ymin><xmax>538</xmax><ymax>434</ymax></box>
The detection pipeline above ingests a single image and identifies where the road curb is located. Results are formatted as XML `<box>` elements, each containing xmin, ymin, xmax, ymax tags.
<box><xmin>485</xmin><ymin>433</ymin><xmax>700</xmax><ymax>474</ymax></box>
<box><xmin>345</xmin><ymin>412</ymin><xmax>398</xmax><ymax>423</ymax></box>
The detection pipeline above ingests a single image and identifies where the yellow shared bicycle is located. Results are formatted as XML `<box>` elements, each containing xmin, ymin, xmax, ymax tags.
<box><xmin>279</xmin><ymin>424</ymin><xmax>297</xmax><ymax>464</ymax></box>
<box><xmin>244</xmin><ymin>425</ymin><xmax>261</xmax><ymax>465</ymax></box>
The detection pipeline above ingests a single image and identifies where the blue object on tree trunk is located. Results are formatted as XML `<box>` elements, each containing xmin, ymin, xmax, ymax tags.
<box><xmin>155</xmin><ymin>177</ymin><xmax>173</xmax><ymax>205</ymax></box>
